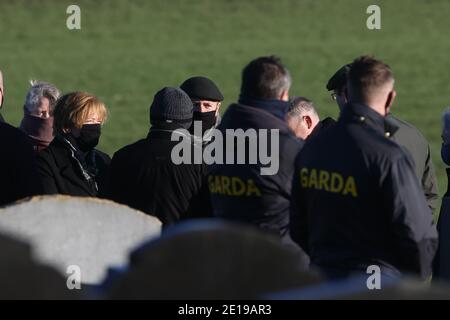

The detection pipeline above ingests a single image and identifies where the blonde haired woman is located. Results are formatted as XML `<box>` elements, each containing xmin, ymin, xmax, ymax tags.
<box><xmin>36</xmin><ymin>92</ymin><xmax>110</xmax><ymax>197</ymax></box>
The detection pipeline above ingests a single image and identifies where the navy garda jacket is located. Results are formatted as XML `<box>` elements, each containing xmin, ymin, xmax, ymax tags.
<box><xmin>207</xmin><ymin>100</ymin><xmax>304</xmax><ymax>249</ymax></box>
<box><xmin>290</xmin><ymin>103</ymin><xmax>438</xmax><ymax>278</ymax></box>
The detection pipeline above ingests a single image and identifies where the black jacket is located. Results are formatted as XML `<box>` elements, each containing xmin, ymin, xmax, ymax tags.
<box><xmin>36</xmin><ymin>135</ymin><xmax>110</xmax><ymax>197</ymax></box>
<box><xmin>107</xmin><ymin>129</ymin><xmax>211</xmax><ymax>225</ymax></box>
<box><xmin>207</xmin><ymin>103</ymin><xmax>304</xmax><ymax>246</ymax></box>
<box><xmin>290</xmin><ymin>103</ymin><xmax>438</xmax><ymax>278</ymax></box>
<box><xmin>308</xmin><ymin>117</ymin><xmax>337</xmax><ymax>140</ymax></box>
<box><xmin>309</xmin><ymin>114</ymin><xmax>438</xmax><ymax>214</ymax></box>
<box><xmin>0</xmin><ymin>121</ymin><xmax>42</xmax><ymax>206</ymax></box>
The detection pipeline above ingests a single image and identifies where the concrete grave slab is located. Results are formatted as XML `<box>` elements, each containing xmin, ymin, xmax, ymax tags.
<box><xmin>0</xmin><ymin>195</ymin><xmax>162</xmax><ymax>284</ymax></box>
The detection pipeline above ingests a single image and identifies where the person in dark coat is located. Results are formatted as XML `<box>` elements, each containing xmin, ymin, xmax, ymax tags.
<box><xmin>107</xmin><ymin>87</ymin><xmax>211</xmax><ymax>225</ymax></box>
<box><xmin>286</xmin><ymin>96</ymin><xmax>336</xmax><ymax>140</ymax></box>
<box><xmin>0</xmin><ymin>70</ymin><xmax>42</xmax><ymax>206</ymax></box>
<box><xmin>433</xmin><ymin>108</ymin><xmax>450</xmax><ymax>279</ymax></box>
<box><xmin>207</xmin><ymin>56</ymin><xmax>306</xmax><ymax>255</ymax></box>
<box><xmin>327</xmin><ymin>63</ymin><xmax>439</xmax><ymax>215</ymax></box>
<box><xmin>36</xmin><ymin>92</ymin><xmax>110</xmax><ymax>197</ymax></box>
<box><xmin>291</xmin><ymin>56</ymin><xmax>437</xmax><ymax>280</ymax></box>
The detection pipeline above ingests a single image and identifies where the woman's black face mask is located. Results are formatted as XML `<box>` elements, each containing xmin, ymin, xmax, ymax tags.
<box><xmin>75</xmin><ymin>124</ymin><xmax>101</xmax><ymax>152</ymax></box>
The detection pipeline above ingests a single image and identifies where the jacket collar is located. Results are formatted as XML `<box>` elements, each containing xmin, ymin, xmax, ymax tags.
<box><xmin>238</xmin><ymin>95</ymin><xmax>289</xmax><ymax>121</ymax></box>
<box><xmin>51</xmin><ymin>135</ymin><xmax>97</xmax><ymax>195</ymax></box>
<box><xmin>384</xmin><ymin>113</ymin><xmax>401</xmax><ymax>137</ymax></box>
<box><xmin>220</xmin><ymin>103</ymin><xmax>291</xmax><ymax>134</ymax></box>
<box><xmin>340</xmin><ymin>103</ymin><xmax>399</xmax><ymax>137</ymax></box>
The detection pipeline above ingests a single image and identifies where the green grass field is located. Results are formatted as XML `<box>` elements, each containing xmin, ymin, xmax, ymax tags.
<box><xmin>1</xmin><ymin>0</ymin><xmax>449</xmax><ymax>203</ymax></box>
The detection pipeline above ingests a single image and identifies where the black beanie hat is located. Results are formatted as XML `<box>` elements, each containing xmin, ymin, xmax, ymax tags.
<box><xmin>150</xmin><ymin>87</ymin><xmax>193</xmax><ymax>128</ymax></box>
<box><xmin>180</xmin><ymin>76</ymin><xmax>224</xmax><ymax>102</ymax></box>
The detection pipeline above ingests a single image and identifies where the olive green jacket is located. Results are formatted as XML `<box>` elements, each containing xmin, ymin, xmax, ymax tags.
<box><xmin>386</xmin><ymin>114</ymin><xmax>439</xmax><ymax>215</ymax></box>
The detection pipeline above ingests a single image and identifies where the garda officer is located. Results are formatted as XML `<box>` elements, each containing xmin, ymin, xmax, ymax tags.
<box><xmin>207</xmin><ymin>56</ymin><xmax>307</xmax><ymax>259</ymax></box>
<box><xmin>291</xmin><ymin>56</ymin><xmax>438</xmax><ymax>279</ymax></box>
<box><xmin>327</xmin><ymin>63</ymin><xmax>439</xmax><ymax>215</ymax></box>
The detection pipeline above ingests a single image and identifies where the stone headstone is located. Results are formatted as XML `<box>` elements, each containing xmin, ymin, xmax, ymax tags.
<box><xmin>106</xmin><ymin>220</ymin><xmax>322</xmax><ymax>299</ymax></box>
<box><xmin>0</xmin><ymin>195</ymin><xmax>162</xmax><ymax>285</ymax></box>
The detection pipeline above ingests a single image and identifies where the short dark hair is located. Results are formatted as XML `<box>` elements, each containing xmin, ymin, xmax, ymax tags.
<box><xmin>348</xmin><ymin>56</ymin><xmax>394</xmax><ymax>101</ymax></box>
<box><xmin>240</xmin><ymin>55</ymin><xmax>291</xmax><ymax>99</ymax></box>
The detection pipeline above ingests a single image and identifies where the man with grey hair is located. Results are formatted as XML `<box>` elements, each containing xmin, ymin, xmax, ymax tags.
<box><xmin>287</xmin><ymin>97</ymin><xmax>320</xmax><ymax>140</ymax></box>
<box><xmin>19</xmin><ymin>80</ymin><xmax>60</xmax><ymax>152</ymax></box>
<box><xmin>287</xmin><ymin>96</ymin><xmax>337</xmax><ymax>140</ymax></box>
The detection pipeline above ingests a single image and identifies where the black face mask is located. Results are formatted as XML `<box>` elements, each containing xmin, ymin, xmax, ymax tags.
<box><xmin>75</xmin><ymin>124</ymin><xmax>101</xmax><ymax>152</ymax></box>
<box><xmin>190</xmin><ymin>111</ymin><xmax>217</xmax><ymax>135</ymax></box>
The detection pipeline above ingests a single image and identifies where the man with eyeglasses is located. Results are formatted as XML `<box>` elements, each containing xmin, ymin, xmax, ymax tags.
<box><xmin>327</xmin><ymin>63</ymin><xmax>439</xmax><ymax>216</ymax></box>
<box><xmin>327</xmin><ymin>64</ymin><xmax>351</xmax><ymax>111</ymax></box>
<box><xmin>291</xmin><ymin>56</ymin><xmax>437</xmax><ymax>280</ymax></box>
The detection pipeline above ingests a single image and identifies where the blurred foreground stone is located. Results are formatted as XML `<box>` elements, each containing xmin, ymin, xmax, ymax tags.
<box><xmin>0</xmin><ymin>233</ymin><xmax>80</xmax><ymax>299</ymax></box>
<box><xmin>0</xmin><ymin>196</ymin><xmax>162</xmax><ymax>285</ymax></box>
<box><xmin>106</xmin><ymin>219</ymin><xmax>322</xmax><ymax>299</ymax></box>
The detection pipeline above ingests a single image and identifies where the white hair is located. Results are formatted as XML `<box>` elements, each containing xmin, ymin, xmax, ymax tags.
<box><xmin>24</xmin><ymin>80</ymin><xmax>60</xmax><ymax>114</ymax></box>
<box><xmin>287</xmin><ymin>96</ymin><xmax>319</xmax><ymax>119</ymax></box>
